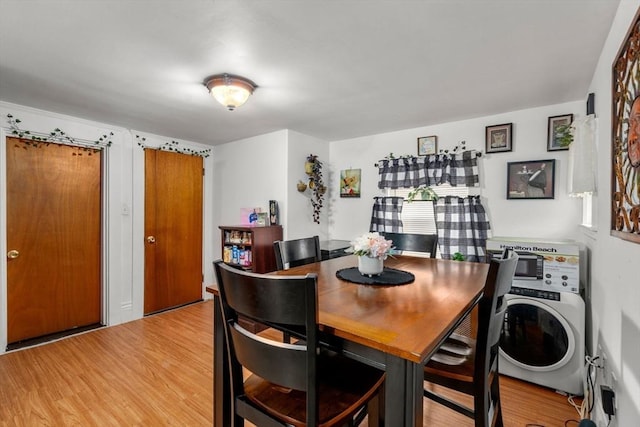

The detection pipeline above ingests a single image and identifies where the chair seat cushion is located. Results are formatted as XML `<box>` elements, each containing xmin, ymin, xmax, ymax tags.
<box><xmin>244</xmin><ymin>352</ymin><xmax>384</xmax><ymax>427</ymax></box>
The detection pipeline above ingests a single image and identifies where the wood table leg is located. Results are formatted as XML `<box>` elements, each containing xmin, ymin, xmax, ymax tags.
<box><xmin>384</xmin><ymin>355</ymin><xmax>423</xmax><ymax>426</ymax></box>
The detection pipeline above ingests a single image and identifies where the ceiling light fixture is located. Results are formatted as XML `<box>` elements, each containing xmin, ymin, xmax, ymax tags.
<box><xmin>204</xmin><ymin>73</ymin><xmax>257</xmax><ymax>111</ymax></box>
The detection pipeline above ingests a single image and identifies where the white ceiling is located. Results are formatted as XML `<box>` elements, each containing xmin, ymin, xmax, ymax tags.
<box><xmin>0</xmin><ymin>0</ymin><xmax>620</xmax><ymax>146</ymax></box>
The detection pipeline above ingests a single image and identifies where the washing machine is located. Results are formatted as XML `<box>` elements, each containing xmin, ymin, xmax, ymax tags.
<box><xmin>499</xmin><ymin>287</ymin><xmax>585</xmax><ymax>395</ymax></box>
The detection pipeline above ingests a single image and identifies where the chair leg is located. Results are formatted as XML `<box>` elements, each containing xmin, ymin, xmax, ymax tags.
<box><xmin>472</xmin><ymin>373</ymin><xmax>503</xmax><ymax>427</ymax></box>
<box><xmin>365</xmin><ymin>388</ymin><xmax>382</xmax><ymax>427</ymax></box>
<box><xmin>491</xmin><ymin>375</ymin><xmax>504</xmax><ymax>427</ymax></box>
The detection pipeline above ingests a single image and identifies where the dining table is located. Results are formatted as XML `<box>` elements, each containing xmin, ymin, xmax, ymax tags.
<box><xmin>208</xmin><ymin>254</ymin><xmax>489</xmax><ymax>427</ymax></box>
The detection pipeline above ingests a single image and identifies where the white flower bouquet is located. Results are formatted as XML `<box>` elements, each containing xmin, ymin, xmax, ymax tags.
<box><xmin>348</xmin><ymin>232</ymin><xmax>394</xmax><ymax>260</ymax></box>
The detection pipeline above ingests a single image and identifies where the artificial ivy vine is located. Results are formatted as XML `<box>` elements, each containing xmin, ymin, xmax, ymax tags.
<box><xmin>136</xmin><ymin>135</ymin><xmax>211</xmax><ymax>158</ymax></box>
<box><xmin>383</xmin><ymin>141</ymin><xmax>474</xmax><ymax>160</ymax></box>
<box><xmin>305</xmin><ymin>154</ymin><xmax>325</xmax><ymax>224</ymax></box>
<box><xmin>6</xmin><ymin>114</ymin><xmax>113</xmax><ymax>153</ymax></box>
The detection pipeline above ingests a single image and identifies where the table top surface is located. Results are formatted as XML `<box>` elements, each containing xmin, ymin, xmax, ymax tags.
<box><xmin>209</xmin><ymin>255</ymin><xmax>488</xmax><ymax>364</ymax></box>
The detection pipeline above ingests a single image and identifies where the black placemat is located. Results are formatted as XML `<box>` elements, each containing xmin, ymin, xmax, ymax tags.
<box><xmin>336</xmin><ymin>267</ymin><xmax>415</xmax><ymax>286</ymax></box>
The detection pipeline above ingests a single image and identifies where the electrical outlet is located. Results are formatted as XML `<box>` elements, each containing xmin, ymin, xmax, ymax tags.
<box><xmin>598</xmin><ymin>344</ymin><xmax>607</xmax><ymax>372</ymax></box>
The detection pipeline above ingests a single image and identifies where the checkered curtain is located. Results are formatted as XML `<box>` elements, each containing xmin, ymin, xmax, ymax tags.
<box><xmin>434</xmin><ymin>196</ymin><xmax>491</xmax><ymax>262</ymax></box>
<box><xmin>377</xmin><ymin>150</ymin><xmax>480</xmax><ymax>189</ymax></box>
<box><xmin>369</xmin><ymin>197</ymin><xmax>404</xmax><ymax>232</ymax></box>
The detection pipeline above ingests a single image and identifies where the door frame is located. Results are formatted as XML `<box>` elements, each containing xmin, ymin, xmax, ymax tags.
<box><xmin>0</xmin><ymin>121</ymin><xmax>215</xmax><ymax>354</ymax></box>
<box><xmin>131</xmin><ymin>134</ymin><xmax>214</xmax><ymax>319</ymax></box>
<box><xmin>0</xmin><ymin>128</ymin><xmax>110</xmax><ymax>352</ymax></box>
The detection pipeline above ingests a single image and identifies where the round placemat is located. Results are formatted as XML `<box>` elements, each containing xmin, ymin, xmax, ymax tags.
<box><xmin>336</xmin><ymin>267</ymin><xmax>415</xmax><ymax>286</ymax></box>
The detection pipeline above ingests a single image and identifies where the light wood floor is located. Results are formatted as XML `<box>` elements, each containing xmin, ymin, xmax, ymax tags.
<box><xmin>0</xmin><ymin>301</ymin><xmax>583</xmax><ymax>426</ymax></box>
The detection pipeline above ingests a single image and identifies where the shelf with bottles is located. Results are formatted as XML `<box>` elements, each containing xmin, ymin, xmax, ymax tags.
<box><xmin>222</xmin><ymin>245</ymin><xmax>252</xmax><ymax>268</ymax></box>
<box><xmin>219</xmin><ymin>225</ymin><xmax>283</xmax><ymax>273</ymax></box>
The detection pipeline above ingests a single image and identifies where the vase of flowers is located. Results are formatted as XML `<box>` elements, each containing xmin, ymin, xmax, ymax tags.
<box><xmin>348</xmin><ymin>232</ymin><xmax>393</xmax><ymax>276</ymax></box>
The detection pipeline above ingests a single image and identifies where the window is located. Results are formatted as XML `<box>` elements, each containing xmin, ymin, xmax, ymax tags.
<box><xmin>581</xmin><ymin>192</ymin><xmax>596</xmax><ymax>229</ymax></box>
<box><xmin>389</xmin><ymin>184</ymin><xmax>470</xmax><ymax>234</ymax></box>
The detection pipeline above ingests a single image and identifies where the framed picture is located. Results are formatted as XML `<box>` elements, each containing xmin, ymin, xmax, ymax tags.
<box><xmin>256</xmin><ymin>212</ymin><xmax>268</xmax><ymax>226</ymax></box>
<box><xmin>340</xmin><ymin>168</ymin><xmax>361</xmax><ymax>198</ymax></box>
<box><xmin>547</xmin><ymin>114</ymin><xmax>574</xmax><ymax>151</ymax></box>
<box><xmin>486</xmin><ymin>123</ymin><xmax>512</xmax><ymax>153</ymax></box>
<box><xmin>417</xmin><ymin>135</ymin><xmax>437</xmax><ymax>156</ymax></box>
<box><xmin>611</xmin><ymin>8</ymin><xmax>640</xmax><ymax>243</ymax></box>
<box><xmin>507</xmin><ymin>159</ymin><xmax>555</xmax><ymax>200</ymax></box>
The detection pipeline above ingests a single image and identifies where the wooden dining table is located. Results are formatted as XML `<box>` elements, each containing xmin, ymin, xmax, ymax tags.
<box><xmin>208</xmin><ymin>254</ymin><xmax>489</xmax><ymax>427</ymax></box>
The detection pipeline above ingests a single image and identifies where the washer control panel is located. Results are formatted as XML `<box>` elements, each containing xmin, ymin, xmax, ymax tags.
<box><xmin>508</xmin><ymin>286</ymin><xmax>560</xmax><ymax>301</ymax></box>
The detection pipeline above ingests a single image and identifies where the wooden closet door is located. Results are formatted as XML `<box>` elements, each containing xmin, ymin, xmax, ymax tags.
<box><xmin>144</xmin><ymin>149</ymin><xmax>203</xmax><ymax>314</ymax></box>
<box><xmin>6</xmin><ymin>137</ymin><xmax>102</xmax><ymax>343</ymax></box>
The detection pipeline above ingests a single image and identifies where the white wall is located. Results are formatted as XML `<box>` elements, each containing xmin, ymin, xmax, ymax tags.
<box><xmin>211</xmin><ymin>130</ymin><xmax>329</xmax><ymax>250</ymax></box>
<box><xmin>329</xmin><ymin>101</ymin><xmax>583</xmax><ymax>241</ymax></box>
<box><xmin>211</xmin><ymin>130</ymin><xmax>288</xmax><ymax>268</ymax></box>
<box><xmin>582</xmin><ymin>0</ymin><xmax>640</xmax><ymax>425</ymax></box>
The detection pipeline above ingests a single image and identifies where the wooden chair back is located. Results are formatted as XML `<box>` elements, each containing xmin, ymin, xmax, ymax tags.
<box><xmin>477</xmin><ymin>248</ymin><xmax>518</xmax><ymax>371</ymax></box>
<box><xmin>273</xmin><ymin>235</ymin><xmax>321</xmax><ymax>270</ymax></box>
<box><xmin>380</xmin><ymin>232</ymin><xmax>438</xmax><ymax>258</ymax></box>
<box><xmin>423</xmin><ymin>248</ymin><xmax>518</xmax><ymax>427</ymax></box>
<box><xmin>213</xmin><ymin>260</ymin><xmax>383</xmax><ymax>427</ymax></box>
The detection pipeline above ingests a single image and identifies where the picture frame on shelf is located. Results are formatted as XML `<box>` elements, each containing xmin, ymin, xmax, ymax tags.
<box><xmin>547</xmin><ymin>114</ymin><xmax>574</xmax><ymax>151</ymax></box>
<box><xmin>417</xmin><ymin>135</ymin><xmax>437</xmax><ymax>156</ymax></box>
<box><xmin>507</xmin><ymin>159</ymin><xmax>555</xmax><ymax>200</ymax></box>
<box><xmin>485</xmin><ymin>123</ymin><xmax>512</xmax><ymax>153</ymax></box>
<box><xmin>256</xmin><ymin>212</ymin><xmax>268</xmax><ymax>226</ymax></box>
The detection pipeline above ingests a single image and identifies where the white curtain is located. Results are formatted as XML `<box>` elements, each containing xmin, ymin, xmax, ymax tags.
<box><xmin>568</xmin><ymin>115</ymin><xmax>597</xmax><ymax>196</ymax></box>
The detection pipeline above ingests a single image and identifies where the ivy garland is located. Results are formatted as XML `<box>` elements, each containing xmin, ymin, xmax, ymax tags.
<box><xmin>136</xmin><ymin>135</ymin><xmax>211</xmax><ymax>158</ymax></box>
<box><xmin>383</xmin><ymin>141</ymin><xmax>475</xmax><ymax>160</ymax></box>
<box><xmin>6</xmin><ymin>114</ymin><xmax>113</xmax><ymax>153</ymax></box>
<box><xmin>305</xmin><ymin>154</ymin><xmax>325</xmax><ymax>224</ymax></box>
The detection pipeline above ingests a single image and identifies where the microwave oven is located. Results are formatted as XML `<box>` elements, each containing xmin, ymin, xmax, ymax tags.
<box><xmin>488</xmin><ymin>250</ymin><xmax>543</xmax><ymax>280</ymax></box>
<box><xmin>486</xmin><ymin>237</ymin><xmax>581</xmax><ymax>294</ymax></box>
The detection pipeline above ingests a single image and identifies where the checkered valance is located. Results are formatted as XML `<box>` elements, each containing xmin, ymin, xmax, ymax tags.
<box><xmin>369</xmin><ymin>197</ymin><xmax>404</xmax><ymax>233</ymax></box>
<box><xmin>435</xmin><ymin>195</ymin><xmax>491</xmax><ymax>262</ymax></box>
<box><xmin>377</xmin><ymin>150</ymin><xmax>480</xmax><ymax>189</ymax></box>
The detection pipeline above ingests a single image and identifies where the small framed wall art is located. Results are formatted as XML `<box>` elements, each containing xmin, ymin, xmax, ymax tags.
<box><xmin>340</xmin><ymin>168</ymin><xmax>361</xmax><ymax>198</ymax></box>
<box><xmin>507</xmin><ymin>159</ymin><xmax>555</xmax><ymax>200</ymax></box>
<box><xmin>486</xmin><ymin>123</ymin><xmax>512</xmax><ymax>153</ymax></box>
<box><xmin>547</xmin><ymin>114</ymin><xmax>574</xmax><ymax>151</ymax></box>
<box><xmin>417</xmin><ymin>135</ymin><xmax>437</xmax><ymax>156</ymax></box>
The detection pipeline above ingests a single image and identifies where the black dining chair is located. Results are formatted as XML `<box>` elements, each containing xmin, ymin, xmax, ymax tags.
<box><xmin>273</xmin><ymin>235</ymin><xmax>322</xmax><ymax>343</ymax></box>
<box><xmin>273</xmin><ymin>235</ymin><xmax>322</xmax><ymax>270</ymax></box>
<box><xmin>213</xmin><ymin>260</ymin><xmax>384</xmax><ymax>427</ymax></box>
<box><xmin>380</xmin><ymin>232</ymin><xmax>438</xmax><ymax>258</ymax></box>
<box><xmin>422</xmin><ymin>248</ymin><xmax>518</xmax><ymax>427</ymax></box>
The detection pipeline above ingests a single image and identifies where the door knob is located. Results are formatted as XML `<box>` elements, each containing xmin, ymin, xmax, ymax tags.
<box><xmin>146</xmin><ymin>236</ymin><xmax>156</xmax><ymax>244</ymax></box>
<box><xmin>7</xmin><ymin>250</ymin><xmax>19</xmax><ymax>259</ymax></box>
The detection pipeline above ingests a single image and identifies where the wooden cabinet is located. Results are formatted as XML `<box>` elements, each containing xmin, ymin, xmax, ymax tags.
<box><xmin>219</xmin><ymin>225</ymin><xmax>283</xmax><ymax>274</ymax></box>
<box><xmin>219</xmin><ymin>225</ymin><xmax>283</xmax><ymax>333</ymax></box>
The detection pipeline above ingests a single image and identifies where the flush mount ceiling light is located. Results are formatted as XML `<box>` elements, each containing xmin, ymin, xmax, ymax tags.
<box><xmin>204</xmin><ymin>73</ymin><xmax>257</xmax><ymax>111</ymax></box>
